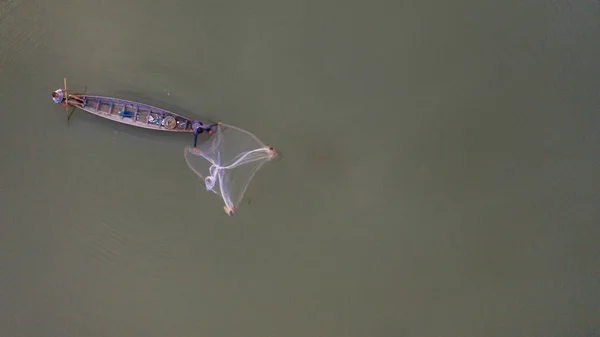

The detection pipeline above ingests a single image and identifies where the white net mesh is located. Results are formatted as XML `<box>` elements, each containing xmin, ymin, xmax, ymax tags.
<box><xmin>184</xmin><ymin>123</ymin><xmax>277</xmax><ymax>215</ymax></box>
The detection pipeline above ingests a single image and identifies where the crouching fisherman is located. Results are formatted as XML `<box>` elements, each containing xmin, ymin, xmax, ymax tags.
<box><xmin>51</xmin><ymin>88</ymin><xmax>85</xmax><ymax>107</ymax></box>
<box><xmin>192</xmin><ymin>120</ymin><xmax>221</xmax><ymax>152</ymax></box>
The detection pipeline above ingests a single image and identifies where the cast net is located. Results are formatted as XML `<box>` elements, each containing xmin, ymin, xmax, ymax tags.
<box><xmin>184</xmin><ymin>123</ymin><xmax>277</xmax><ymax>215</ymax></box>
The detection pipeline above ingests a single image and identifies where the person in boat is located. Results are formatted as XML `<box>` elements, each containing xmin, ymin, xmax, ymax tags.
<box><xmin>51</xmin><ymin>88</ymin><xmax>85</xmax><ymax>107</ymax></box>
<box><xmin>192</xmin><ymin>120</ymin><xmax>221</xmax><ymax>152</ymax></box>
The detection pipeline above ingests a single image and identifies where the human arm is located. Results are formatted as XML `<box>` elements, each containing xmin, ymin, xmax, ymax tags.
<box><xmin>206</xmin><ymin>121</ymin><xmax>221</xmax><ymax>134</ymax></box>
<box><xmin>193</xmin><ymin>130</ymin><xmax>199</xmax><ymax>148</ymax></box>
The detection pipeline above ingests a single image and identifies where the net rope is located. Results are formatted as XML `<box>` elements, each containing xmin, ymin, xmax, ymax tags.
<box><xmin>184</xmin><ymin>123</ymin><xmax>276</xmax><ymax>215</ymax></box>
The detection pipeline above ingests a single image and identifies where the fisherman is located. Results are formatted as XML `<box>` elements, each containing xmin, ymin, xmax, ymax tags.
<box><xmin>51</xmin><ymin>88</ymin><xmax>85</xmax><ymax>107</ymax></box>
<box><xmin>192</xmin><ymin>120</ymin><xmax>221</xmax><ymax>152</ymax></box>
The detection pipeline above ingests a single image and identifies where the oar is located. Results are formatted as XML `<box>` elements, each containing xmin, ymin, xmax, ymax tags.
<box><xmin>67</xmin><ymin>85</ymin><xmax>86</xmax><ymax>121</ymax></box>
<box><xmin>63</xmin><ymin>77</ymin><xmax>69</xmax><ymax>120</ymax></box>
<box><xmin>67</xmin><ymin>106</ymin><xmax>75</xmax><ymax>121</ymax></box>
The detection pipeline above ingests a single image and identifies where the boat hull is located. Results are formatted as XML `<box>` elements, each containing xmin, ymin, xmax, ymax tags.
<box><xmin>71</xmin><ymin>95</ymin><xmax>194</xmax><ymax>133</ymax></box>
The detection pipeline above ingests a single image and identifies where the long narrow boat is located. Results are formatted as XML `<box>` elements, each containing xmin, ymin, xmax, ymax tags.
<box><xmin>68</xmin><ymin>94</ymin><xmax>194</xmax><ymax>132</ymax></box>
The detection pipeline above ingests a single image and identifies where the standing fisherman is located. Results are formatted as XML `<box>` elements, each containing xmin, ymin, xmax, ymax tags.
<box><xmin>192</xmin><ymin>120</ymin><xmax>221</xmax><ymax>152</ymax></box>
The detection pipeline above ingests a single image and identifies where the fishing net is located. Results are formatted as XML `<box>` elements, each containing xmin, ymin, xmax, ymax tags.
<box><xmin>184</xmin><ymin>123</ymin><xmax>277</xmax><ymax>215</ymax></box>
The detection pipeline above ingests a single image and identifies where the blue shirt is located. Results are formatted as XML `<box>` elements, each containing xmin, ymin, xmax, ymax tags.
<box><xmin>192</xmin><ymin>121</ymin><xmax>218</xmax><ymax>147</ymax></box>
<box><xmin>192</xmin><ymin>120</ymin><xmax>204</xmax><ymax>134</ymax></box>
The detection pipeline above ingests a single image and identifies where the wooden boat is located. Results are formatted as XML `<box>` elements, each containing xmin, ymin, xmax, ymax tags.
<box><xmin>68</xmin><ymin>94</ymin><xmax>194</xmax><ymax>133</ymax></box>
